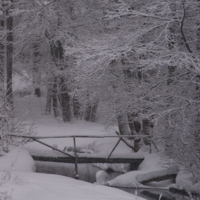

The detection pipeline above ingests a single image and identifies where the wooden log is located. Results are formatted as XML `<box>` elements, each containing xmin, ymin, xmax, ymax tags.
<box><xmin>141</xmin><ymin>174</ymin><xmax>177</xmax><ymax>183</ymax></box>
<box><xmin>31</xmin><ymin>155</ymin><xmax>144</xmax><ymax>164</ymax></box>
<box><xmin>135</xmin><ymin>168</ymin><xmax>178</xmax><ymax>186</ymax></box>
<box><xmin>29</xmin><ymin>150</ymin><xmax>144</xmax><ymax>166</ymax></box>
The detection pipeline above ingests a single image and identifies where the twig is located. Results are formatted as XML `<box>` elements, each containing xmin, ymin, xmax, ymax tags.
<box><xmin>180</xmin><ymin>2</ymin><xmax>193</xmax><ymax>53</ymax></box>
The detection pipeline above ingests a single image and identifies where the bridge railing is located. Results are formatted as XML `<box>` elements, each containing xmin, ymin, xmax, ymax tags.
<box><xmin>8</xmin><ymin>133</ymin><xmax>157</xmax><ymax>179</ymax></box>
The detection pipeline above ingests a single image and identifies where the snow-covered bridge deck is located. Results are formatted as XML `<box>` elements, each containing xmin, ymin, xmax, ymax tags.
<box><xmin>29</xmin><ymin>149</ymin><xmax>144</xmax><ymax>165</ymax></box>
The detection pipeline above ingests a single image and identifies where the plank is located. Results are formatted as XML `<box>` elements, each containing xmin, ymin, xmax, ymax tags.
<box><xmin>29</xmin><ymin>149</ymin><xmax>144</xmax><ymax>164</ymax></box>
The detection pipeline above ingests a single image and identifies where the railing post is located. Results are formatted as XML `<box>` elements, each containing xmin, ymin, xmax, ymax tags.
<box><xmin>106</xmin><ymin>137</ymin><xmax>122</xmax><ymax>160</ymax></box>
<box><xmin>149</xmin><ymin>141</ymin><xmax>152</xmax><ymax>153</ymax></box>
<box><xmin>73</xmin><ymin>136</ymin><xmax>79</xmax><ymax>179</ymax></box>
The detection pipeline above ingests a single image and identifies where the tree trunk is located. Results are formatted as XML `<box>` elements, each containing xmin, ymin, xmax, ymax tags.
<box><xmin>73</xmin><ymin>93</ymin><xmax>80</xmax><ymax>119</ymax></box>
<box><xmin>91</xmin><ymin>101</ymin><xmax>98</xmax><ymax>122</ymax></box>
<box><xmin>142</xmin><ymin>118</ymin><xmax>151</xmax><ymax>145</ymax></box>
<box><xmin>6</xmin><ymin>4</ymin><xmax>13</xmax><ymax>107</ymax></box>
<box><xmin>60</xmin><ymin>77</ymin><xmax>71</xmax><ymax>122</ymax></box>
<box><xmin>127</xmin><ymin>113</ymin><xmax>135</xmax><ymax>135</ymax></box>
<box><xmin>85</xmin><ymin>101</ymin><xmax>98</xmax><ymax>122</ymax></box>
<box><xmin>45</xmin><ymin>82</ymin><xmax>52</xmax><ymax>115</ymax></box>
<box><xmin>164</xmin><ymin>10</ymin><xmax>177</xmax><ymax>153</ymax></box>
<box><xmin>127</xmin><ymin>113</ymin><xmax>141</xmax><ymax>152</ymax></box>
<box><xmin>47</xmin><ymin>34</ymin><xmax>72</xmax><ymax>122</ymax></box>
<box><xmin>117</xmin><ymin>113</ymin><xmax>130</xmax><ymax>135</ymax></box>
<box><xmin>0</xmin><ymin>19</ymin><xmax>4</xmax><ymax>93</ymax></box>
<box><xmin>194</xmin><ymin>1</ymin><xmax>200</xmax><ymax>154</ymax></box>
<box><xmin>85</xmin><ymin>104</ymin><xmax>91</xmax><ymax>121</ymax></box>
<box><xmin>52</xmin><ymin>77</ymin><xmax>58</xmax><ymax>117</ymax></box>
<box><xmin>165</xmin><ymin>66</ymin><xmax>176</xmax><ymax>154</ymax></box>
<box><xmin>32</xmin><ymin>37</ymin><xmax>42</xmax><ymax>97</ymax></box>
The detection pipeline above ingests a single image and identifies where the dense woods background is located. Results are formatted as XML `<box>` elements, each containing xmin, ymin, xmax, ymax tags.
<box><xmin>0</xmin><ymin>0</ymin><xmax>200</xmax><ymax>181</ymax></box>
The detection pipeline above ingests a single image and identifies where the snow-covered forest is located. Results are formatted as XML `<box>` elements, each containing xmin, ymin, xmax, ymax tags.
<box><xmin>0</xmin><ymin>0</ymin><xmax>200</xmax><ymax>199</ymax></box>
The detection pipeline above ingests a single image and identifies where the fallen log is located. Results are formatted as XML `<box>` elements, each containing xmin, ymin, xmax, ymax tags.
<box><xmin>29</xmin><ymin>149</ymin><xmax>144</xmax><ymax>165</ymax></box>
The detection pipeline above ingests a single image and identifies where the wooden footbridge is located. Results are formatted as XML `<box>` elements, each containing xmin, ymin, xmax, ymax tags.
<box><xmin>9</xmin><ymin>134</ymin><xmax>155</xmax><ymax>179</ymax></box>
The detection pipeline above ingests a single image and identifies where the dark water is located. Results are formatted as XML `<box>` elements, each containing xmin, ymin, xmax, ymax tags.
<box><xmin>35</xmin><ymin>161</ymin><xmax>121</xmax><ymax>182</ymax></box>
<box><xmin>35</xmin><ymin>161</ymin><xmax>200</xmax><ymax>200</ymax></box>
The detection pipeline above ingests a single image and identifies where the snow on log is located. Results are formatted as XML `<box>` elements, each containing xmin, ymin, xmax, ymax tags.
<box><xmin>29</xmin><ymin>149</ymin><xmax>144</xmax><ymax>165</ymax></box>
<box><xmin>107</xmin><ymin>168</ymin><xmax>178</xmax><ymax>188</ymax></box>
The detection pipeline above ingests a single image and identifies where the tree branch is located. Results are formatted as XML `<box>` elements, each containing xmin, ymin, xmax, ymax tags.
<box><xmin>180</xmin><ymin>3</ymin><xmax>193</xmax><ymax>53</ymax></box>
<box><xmin>35</xmin><ymin>0</ymin><xmax>58</xmax><ymax>13</ymax></box>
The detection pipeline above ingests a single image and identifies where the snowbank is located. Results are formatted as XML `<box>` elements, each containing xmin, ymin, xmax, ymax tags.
<box><xmin>107</xmin><ymin>153</ymin><xmax>177</xmax><ymax>188</ymax></box>
<box><xmin>191</xmin><ymin>182</ymin><xmax>200</xmax><ymax>195</ymax></box>
<box><xmin>96</xmin><ymin>170</ymin><xmax>109</xmax><ymax>184</ymax></box>
<box><xmin>0</xmin><ymin>145</ymin><xmax>146</xmax><ymax>200</ymax></box>
<box><xmin>174</xmin><ymin>170</ymin><xmax>200</xmax><ymax>195</ymax></box>
<box><xmin>106</xmin><ymin>153</ymin><xmax>200</xmax><ymax>196</ymax></box>
<box><xmin>0</xmin><ymin>146</ymin><xmax>36</xmax><ymax>173</ymax></box>
<box><xmin>0</xmin><ymin>172</ymin><xmax>146</xmax><ymax>200</ymax></box>
<box><xmin>91</xmin><ymin>136</ymin><xmax>141</xmax><ymax>173</ymax></box>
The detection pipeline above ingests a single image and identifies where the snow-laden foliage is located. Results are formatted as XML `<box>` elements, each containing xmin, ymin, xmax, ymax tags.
<box><xmin>63</xmin><ymin>0</ymin><xmax>200</xmax><ymax>178</ymax></box>
<box><xmin>0</xmin><ymin>86</ymin><xmax>34</xmax><ymax>153</ymax></box>
<box><xmin>0</xmin><ymin>93</ymin><xmax>12</xmax><ymax>153</ymax></box>
<box><xmin>3</xmin><ymin>0</ymin><xmax>199</xmax><ymax>184</ymax></box>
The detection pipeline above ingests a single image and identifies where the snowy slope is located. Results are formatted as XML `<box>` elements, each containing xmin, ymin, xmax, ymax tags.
<box><xmin>0</xmin><ymin>146</ymin><xmax>146</xmax><ymax>200</ymax></box>
<box><xmin>0</xmin><ymin>172</ymin><xmax>146</xmax><ymax>200</ymax></box>
<box><xmin>0</xmin><ymin>95</ymin><xmax>148</xmax><ymax>200</ymax></box>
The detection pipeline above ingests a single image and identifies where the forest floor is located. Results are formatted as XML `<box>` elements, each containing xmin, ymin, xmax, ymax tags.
<box><xmin>0</xmin><ymin>95</ymin><xmax>200</xmax><ymax>199</ymax></box>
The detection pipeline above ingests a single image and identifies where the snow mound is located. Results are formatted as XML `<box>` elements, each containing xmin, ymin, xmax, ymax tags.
<box><xmin>175</xmin><ymin>170</ymin><xmax>200</xmax><ymax>195</ymax></box>
<box><xmin>107</xmin><ymin>168</ymin><xmax>177</xmax><ymax>188</ymax></box>
<box><xmin>96</xmin><ymin>170</ymin><xmax>109</xmax><ymax>184</ymax></box>
<box><xmin>0</xmin><ymin>146</ymin><xmax>36</xmax><ymax>173</ymax></box>
<box><xmin>107</xmin><ymin>153</ymin><xmax>178</xmax><ymax>188</ymax></box>
<box><xmin>191</xmin><ymin>181</ymin><xmax>200</xmax><ymax>195</ymax></box>
<box><xmin>138</xmin><ymin>153</ymin><xmax>162</xmax><ymax>171</ymax></box>
<box><xmin>0</xmin><ymin>144</ymin><xmax>146</xmax><ymax>200</ymax></box>
<box><xmin>0</xmin><ymin>172</ymin><xmax>146</xmax><ymax>200</ymax></box>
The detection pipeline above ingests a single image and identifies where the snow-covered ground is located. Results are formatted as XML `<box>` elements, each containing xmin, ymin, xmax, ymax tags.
<box><xmin>0</xmin><ymin>147</ymin><xmax>145</xmax><ymax>200</ymax></box>
<box><xmin>1</xmin><ymin>95</ymin><xmax>200</xmax><ymax>199</ymax></box>
<box><xmin>0</xmin><ymin>96</ymin><xmax>146</xmax><ymax>200</ymax></box>
<box><xmin>107</xmin><ymin>153</ymin><xmax>172</xmax><ymax>188</ymax></box>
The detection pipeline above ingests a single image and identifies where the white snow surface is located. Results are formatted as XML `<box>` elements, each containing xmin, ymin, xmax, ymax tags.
<box><xmin>107</xmin><ymin>153</ymin><xmax>177</xmax><ymax>188</ymax></box>
<box><xmin>0</xmin><ymin>96</ymin><xmax>146</xmax><ymax>200</ymax></box>
<box><xmin>0</xmin><ymin>146</ymin><xmax>36</xmax><ymax>172</ymax></box>
<box><xmin>175</xmin><ymin>170</ymin><xmax>200</xmax><ymax>195</ymax></box>
<box><xmin>96</xmin><ymin>170</ymin><xmax>109</xmax><ymax>184</ymax></box>
<box><xmin>3</xmin><ymin>94</ymin><xmax>199</xmax><ymax>198</ymax></box>
<box><xmin>0</xmin><ymin>148</ymin><xmax>145</xmax><ymax>200</ymax></box>
<box><xmin>0</xmin><ymin>172</ymin><xmax>146</xmax><ymax>200</ymax></box>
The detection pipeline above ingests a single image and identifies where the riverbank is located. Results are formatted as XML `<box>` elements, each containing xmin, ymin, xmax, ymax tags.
<box><xmin>7</xmin><ymin>95</ymin><xmax>200</xmax><ymax>198</ymax></box>
<box><xmin>34</xmin><ymin>157</ymin><xmax>200</xmax><ymax>200</ymax></box>
<box><xmin>0</xmin><ymin>146</ymin><xmax>145</xmax><ymax>200</ymax></box>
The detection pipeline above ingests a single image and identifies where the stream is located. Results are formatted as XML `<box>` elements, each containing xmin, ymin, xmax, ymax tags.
<box><xmin>35</xmin><ymin>161</ymin><xmax>200</xmax><ymax>200</ymax></box>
